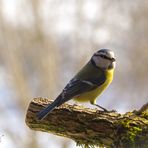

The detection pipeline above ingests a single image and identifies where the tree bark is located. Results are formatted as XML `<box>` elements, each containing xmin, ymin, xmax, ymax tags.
<box><xmin>25</xmin><ymin>98</ymin><xmax>148</xmax><ymax>148</ymax></box>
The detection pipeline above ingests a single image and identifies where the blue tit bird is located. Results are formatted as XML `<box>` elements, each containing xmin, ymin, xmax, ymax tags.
<box><xmin>37</xmin><ymin>49</ymin><xmax>116</xmax><ymax>120</ymax></box>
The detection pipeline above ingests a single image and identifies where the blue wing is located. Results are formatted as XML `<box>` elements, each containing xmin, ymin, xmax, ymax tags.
<box><xmin>37</xmin><ymin>74</ymin><xmax>106</xmax><ymax>120</ymax></box>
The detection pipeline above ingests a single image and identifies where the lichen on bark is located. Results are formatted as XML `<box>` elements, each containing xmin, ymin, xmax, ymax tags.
<box><xmin>25</xmin><ymin>98</ymin><xmax>148</xmax><ymax>148</ymax></box>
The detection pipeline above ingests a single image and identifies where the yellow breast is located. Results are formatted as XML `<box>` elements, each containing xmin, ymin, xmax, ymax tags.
<box><xmin>74</xmin><ymin>69</ymin><xmax>114</xmax><ymax>103</ymax></box>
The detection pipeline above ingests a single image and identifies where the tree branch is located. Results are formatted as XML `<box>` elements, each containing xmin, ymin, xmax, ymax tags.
<box><xmin>25</xmin><ymin>98</ymin><xmax>148</xmax><ymax>148</ymax></box>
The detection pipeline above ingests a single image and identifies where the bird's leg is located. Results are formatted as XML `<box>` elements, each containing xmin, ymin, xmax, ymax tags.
<box><xmin>94</xmin><ymin>104</ymin><xmax>108</xmax><ymax>112</ymax></box>
<box><xmin>92</xmin><ymin>103</ymin><xmax>108</xmax><ymax>112</ymax></box>
<box><xmin>94</xmin><ymin>103</ymin><xmax>117</xmax><ymax>112</ymax></box>
<box><xmin>90</xmin><ymin>100</ymin><xmax>108</xmax><ymax>112</ymax></box>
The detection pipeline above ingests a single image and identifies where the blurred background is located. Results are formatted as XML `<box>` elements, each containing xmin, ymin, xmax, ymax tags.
<box><xmin>0</xmin><ymin>0</ymin><xmax>148</xmax><ymax>148</ymax></box>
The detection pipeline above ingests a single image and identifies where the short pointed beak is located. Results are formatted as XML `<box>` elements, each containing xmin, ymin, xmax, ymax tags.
<box><xmin>111</xmin><ymin>58</ymin><xmax>116</xmax><ymax>62</ymax></box>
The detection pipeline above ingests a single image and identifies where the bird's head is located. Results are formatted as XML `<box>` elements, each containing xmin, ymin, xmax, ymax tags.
<box><xmin>91</xmin><ymin>49</ymin><xmax>116</xmax><ymax>70</ymax></box>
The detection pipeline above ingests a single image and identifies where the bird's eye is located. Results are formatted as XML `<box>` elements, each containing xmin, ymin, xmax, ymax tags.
<box><xmin>100</xmin><ymin>54</ymin><xmax>112</xmax><ymax>61</ymax></box>
<box><xmin>100</xmin><ymin>55</ymin><xmax>105</xmax><ymax>58</ymax></box>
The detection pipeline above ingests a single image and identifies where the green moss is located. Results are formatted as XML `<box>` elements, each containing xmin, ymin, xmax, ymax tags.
<box><xmin>129</xmin><ymin>127</ymin><xmax>142</xmax><ymax>143</ymax></box>
<box><xmin>141</xmin><ymin>111</ymin><xmax>148</xmax><ymax>119</ymax></box>
<box><xmin>120</xmin><ymin>119</ymin><xmax>142</xmax><ymax>147</ymax></box>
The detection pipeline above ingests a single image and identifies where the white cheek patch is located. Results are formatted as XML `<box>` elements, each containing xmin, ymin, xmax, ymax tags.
<box><xmin>110</xmin><ymin>51</ymin><xmax>115</xmax><ymax>59</ymax></box>
<box><xmin>112</xmin><ymin>61</ymin><xmax>116</xmax><ymax>68</ymax></box>
<box><xmin>93</xmin><ymin>56</ymin><xmax>111</xmax><ymax>69</ymax></box>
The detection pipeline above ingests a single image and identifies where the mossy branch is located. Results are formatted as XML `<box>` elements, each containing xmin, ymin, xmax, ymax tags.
<box><xmin>25</xmin><ymin>98</ymin><xmax>148</xmax><ymax>148</ymax></box>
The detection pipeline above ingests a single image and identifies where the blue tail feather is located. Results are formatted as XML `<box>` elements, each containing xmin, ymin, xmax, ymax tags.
<box><xmin>36</xmin><ymin>97</ymin><xmax>61</xmax><ymax>120</ymax></box>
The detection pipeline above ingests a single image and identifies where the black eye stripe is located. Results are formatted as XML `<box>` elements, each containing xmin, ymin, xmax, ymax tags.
<box><xmin>100</xmin><ymin>55</ymin><xmax>106</xmax><ymax>58</ymax></box>
<box><xmin>95</xmin><ymin>54</ymin><xmax>112</xmax><ymax>60</ymax></box>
